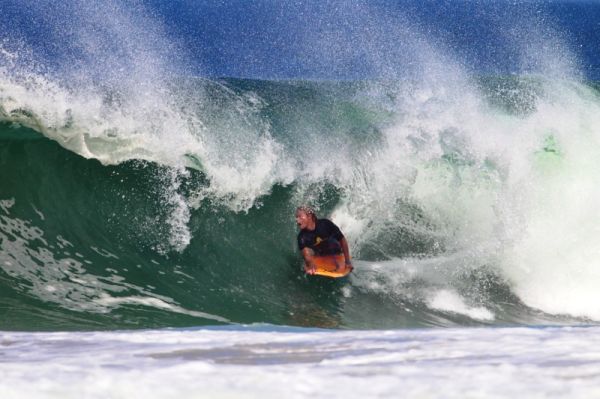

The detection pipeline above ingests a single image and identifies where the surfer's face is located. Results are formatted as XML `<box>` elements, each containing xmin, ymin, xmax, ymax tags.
<box><xmin>296</xmin><ymin>210</ymin><xmax>312</xmax><ymax>230</ymax></box>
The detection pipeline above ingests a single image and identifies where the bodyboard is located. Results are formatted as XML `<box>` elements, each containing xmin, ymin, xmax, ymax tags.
<box><xmin>308</xmin><ymin>254</ymin><xmax>352</xmax><ymax>278</ymax></box>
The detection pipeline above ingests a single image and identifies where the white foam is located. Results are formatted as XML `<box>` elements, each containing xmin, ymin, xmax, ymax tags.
<box><xmin>1</xmin><ymin>326</ymin><xmax>600</xmax><ymax>399</ymax></box>
<box><xmin>428</xmin><ymin>289</ymin><xmax>494</xmax><ymax>321</ymax></box>
<box><xmin>94</xmin><ymin>294</ymin><xmax>229</xmax><ymax>323</ymax></box>
<box><xmin>329</xmin><ymin>76</ymin><xmax>600</xmax><ymax>322</ymax></box>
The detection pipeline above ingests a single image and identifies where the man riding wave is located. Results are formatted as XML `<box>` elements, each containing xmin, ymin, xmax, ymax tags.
<box><xmin>295</xmin><ymin>206</ymin><xmax>353</xmax><ymax>275</ymax></box>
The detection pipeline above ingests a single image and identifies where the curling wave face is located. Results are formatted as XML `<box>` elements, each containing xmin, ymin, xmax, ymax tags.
<box><xmin>2</xmin><ymin>75</ymin><xmax>600</xmax><ymax>330</ymax></box>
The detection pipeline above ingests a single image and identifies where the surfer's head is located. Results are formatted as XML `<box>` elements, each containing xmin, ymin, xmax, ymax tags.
<box><xmin>296</xmin><ymin>206</ymin><xmax>316</xmax><ymax>230</ymax></box>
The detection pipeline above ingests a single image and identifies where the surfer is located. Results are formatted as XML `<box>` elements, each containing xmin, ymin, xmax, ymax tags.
<box><xmin>295</xmin><ymin>206</ymin><xmax>353</xmax><ymax>275</ymax></box>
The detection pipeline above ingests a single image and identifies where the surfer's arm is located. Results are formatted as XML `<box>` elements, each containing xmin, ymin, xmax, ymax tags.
<box><xmin>301</xmin><ymin>247</ymin><xmax>317</xmax><ymax>274</ymax></box>
<box><xmin>340</xmin><ymin>237</ymin><xmax>352</xmax><ymax>270</ymax></box>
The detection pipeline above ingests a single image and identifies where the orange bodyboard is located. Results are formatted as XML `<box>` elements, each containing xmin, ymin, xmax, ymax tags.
<box><xmin>308</xmin><ymin>254</ymin><xmax>352</xmax><ymax>278</ymax></box>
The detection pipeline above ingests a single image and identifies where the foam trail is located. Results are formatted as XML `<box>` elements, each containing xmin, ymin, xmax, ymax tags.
<box><xmin>428</xmin><ymin>289</ymin><xmax>494</xmax><ymax>321</ymax></box>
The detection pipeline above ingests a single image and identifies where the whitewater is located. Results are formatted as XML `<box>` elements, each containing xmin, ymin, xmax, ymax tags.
<box><xmin>2</xmin><ymin>0</ymin><xmax>600</xmax><ymax>397</ymax></box>
<box><xmin>3</xmin><ymin>326</ymin><xmax>600</xmax><ymax>399</ymax></box>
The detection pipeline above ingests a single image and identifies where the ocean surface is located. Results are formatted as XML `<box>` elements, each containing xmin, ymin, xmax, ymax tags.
<box><xmin>2</xmin><ymin>0</ymin><xmax>600</xmax><ymax>397</ymax></box>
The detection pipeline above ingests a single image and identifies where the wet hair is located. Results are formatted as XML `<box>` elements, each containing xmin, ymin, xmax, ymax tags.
<box><xmin>296</xmin><ymin>205</ymin><xmax>317</xmax><ymax>222</ymax></box>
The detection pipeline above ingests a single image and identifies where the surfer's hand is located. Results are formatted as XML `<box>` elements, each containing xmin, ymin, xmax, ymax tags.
<box><xmin>305</xmin><ymin>264</ymin><xmax>316</xmax><ymax>275</ymax></box>
<box><xmin>345</xmin><ymin>261</ymin><xmax>353</xmax><ymax>272</ymax></box>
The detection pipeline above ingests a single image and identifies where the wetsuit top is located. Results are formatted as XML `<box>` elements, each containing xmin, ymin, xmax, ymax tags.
<box><xmin>297</xmin><ymin>218</ymin><xmax>344</xmax><ymax>256</ymax></box>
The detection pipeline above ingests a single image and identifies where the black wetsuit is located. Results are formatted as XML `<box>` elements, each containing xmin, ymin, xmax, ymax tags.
<box><xmin>297</xmin><ymin>218</ymin><xmax>344</xmax><ymax>256</ymax></box>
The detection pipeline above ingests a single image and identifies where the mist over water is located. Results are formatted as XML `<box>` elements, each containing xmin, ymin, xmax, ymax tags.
<box><xmin>1</xmin><ymin>0</ymin><xmax>600</xmax><ymax>330</ymax></box>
